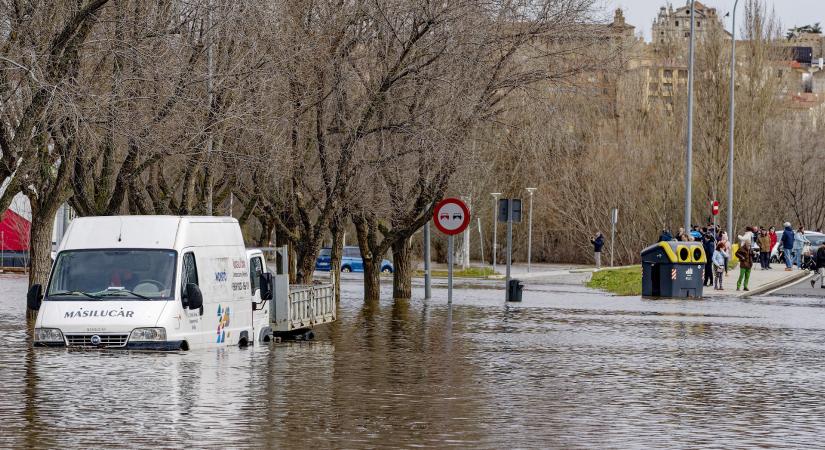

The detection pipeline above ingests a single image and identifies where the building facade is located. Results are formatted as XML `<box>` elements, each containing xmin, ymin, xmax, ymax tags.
<box><xmin>651</xmin><ymin>1</ymin><xmax>729</xmax><ymax>46</ymax></box>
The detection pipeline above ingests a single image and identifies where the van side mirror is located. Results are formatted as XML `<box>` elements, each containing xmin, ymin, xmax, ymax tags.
<box><xmin>260</xmin><ymin>273</ymin><xmax>273</xmax><ymax>301</ymax></box>
<box><xmin>27</xmin><ymin>284</ymin><xmax>43</xmax><ymax>311</ymax></box>
<box><xmin>186</xmin><ymin>283</ymin><xmax>203</xmax><ymax>312</ymax></box>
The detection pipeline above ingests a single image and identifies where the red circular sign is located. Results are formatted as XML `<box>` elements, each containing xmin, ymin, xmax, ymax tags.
<box><xmin>433</xmin><ymin>198</ymin><xmax>470</xmax><ymax>235</ymax></box>
<box><xmin>712</xmin><ymin>200</ymin><xmax>719</xmax><ymax>215</ymax></box>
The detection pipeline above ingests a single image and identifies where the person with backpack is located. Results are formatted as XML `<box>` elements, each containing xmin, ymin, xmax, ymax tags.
<box><xmin>735</xmin><ymin>243</ymin><xmax>753</xmax><ymax>291</ymax></box>
<box><xmin>591</xmin><ymin>232</ymin><xmax>604</xmax><ymax>270</ymax></box>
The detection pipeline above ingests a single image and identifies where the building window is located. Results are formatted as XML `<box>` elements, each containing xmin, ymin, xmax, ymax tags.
<box><xmin>675</xmin><ymin>20</ymin><xmax>679</xmax><ymax>26</ymax></box>
<box><xmin>684</xmin><ymin>32</ymin><xmax>690</xmax><ymax>37</ymax></box>
<box><xmin>664</xmin><ymin>69</ymin><xmax>673</xmax><ymax>78</ymax></box>
<box><xmin>697</xmin><ymin>21</ymin><xmax>701</xmax><ymax>27</ymax></box>
<box><xmin>679</xmin><ymin>70</ymin><xmax>688</xmax><ymax>78</ymax></box>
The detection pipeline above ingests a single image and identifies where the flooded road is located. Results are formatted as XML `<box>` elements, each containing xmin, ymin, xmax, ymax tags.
<box><xmin>2</xmin><ymin>273</ymin><xmax>825</xmax><ymax>448</ymax></box>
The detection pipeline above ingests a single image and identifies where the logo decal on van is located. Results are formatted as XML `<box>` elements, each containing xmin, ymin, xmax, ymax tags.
<box><xmin>65</xmin><ymin>309</ymin><xmax>134</xmax><ymax>319</ymax></box>
<box><xmin>216</xmin><ymin>305</ymin><xmax>231</xmax><ymax>343</ymax></box>
<box><xmin>215</xmin><ymin>271</ymin><xmax>227</xmax><ymax>283</ymax></box>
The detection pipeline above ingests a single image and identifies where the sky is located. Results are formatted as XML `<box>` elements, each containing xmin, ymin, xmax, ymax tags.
<box><xmin>604</xmin><ymin>0</ymin><xmax>825</xmax><ymax>41</ymax></box>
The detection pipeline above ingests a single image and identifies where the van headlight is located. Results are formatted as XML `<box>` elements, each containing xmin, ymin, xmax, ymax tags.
<box><xmin>34</xmin><ymin>328</ymin><xmax>65</xmax><ymax>343</ymax></box>
<box><xmin>129</xmin><ymin>328</ymin><xmax>167</xmax><ymax>342</ymax></box>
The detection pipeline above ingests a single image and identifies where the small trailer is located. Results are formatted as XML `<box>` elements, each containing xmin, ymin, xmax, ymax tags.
<box><xmin>28</xmin><ymin>216</ymin><xmax>336</xmax><ymax>350</ymax></box>
<box><xmin>252</xmin><ymin>246</ymin><xmax>336</xmax><ymax>341</ymax></box>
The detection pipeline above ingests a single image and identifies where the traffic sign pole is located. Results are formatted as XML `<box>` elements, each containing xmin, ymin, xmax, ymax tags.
<box><xmin>447</xmin><ymin>235</ymin><xmax>453</xmax><ymax>304</ymax></box>
<box><xmin>424</xmin><ymin>220</ymin><xmax>431</xmax><ymax>300</ymax></box>
<box><xmin>506</xmin><ymin>201</ymin><xmax>513</xmax><ymax>302</ymax></box>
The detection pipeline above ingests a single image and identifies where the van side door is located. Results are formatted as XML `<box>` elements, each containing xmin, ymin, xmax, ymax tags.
<box><xmin>180</xmin><ymin>250</ymin><xmax>204</xmax><ymax>344</ymax></box>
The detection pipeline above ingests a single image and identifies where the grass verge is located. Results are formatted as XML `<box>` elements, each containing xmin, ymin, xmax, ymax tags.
<box><xmin>415</xmin><ymin>267</ymin><xmax>497</xmax><ymax>278</ymax></box>
<box><xmin>586</xmin><ymin>266</ymin><xmax>642</xmax><ymax>296</ymax></box>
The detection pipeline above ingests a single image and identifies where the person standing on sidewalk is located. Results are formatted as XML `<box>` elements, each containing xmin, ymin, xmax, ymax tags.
<box><xmin>702</xmin><ymin>229</ymin><xmax>715</xmax><ymax>286</ymax></box>
<box><xmin>757</xmin><ymin>229</ymin><xmax>772</xmax><ymax>270</ymax></box>
<box><xmin>769</xmin><ymin>226</ymin><xmax>778</xmax><ymax>258</ymax></box>
<box><xmin>735</xmin><ymin>243</ymin><xmax>753</xmax><ymax>291</ymax></box>
<box><xmin>712</xmin><ymin>242</ymin><xmax>726</xmax><ymax>290</ymax></box>
<box><xmin>591</xmin><ymin>232</ymin><xmax>604</xmax><ymax>270</ymax></box>
<box><xmin>810</xmin><ymin>245</ymin><xmax>825</xmax><ymax>288</ymax></box>
<box><xmin>781</xmin><ymin>222</ymin><xmax>795</xmax><ymax>271</ymax></box>
<box><xmin>719</xmin><ymin>230</ymin><xmax>731</xmax><ymax>277</ymax></box>
<box><xmin>794</xmin><ymin>226</ymin><xmax>810</xmax><ymax>269</ymax></box>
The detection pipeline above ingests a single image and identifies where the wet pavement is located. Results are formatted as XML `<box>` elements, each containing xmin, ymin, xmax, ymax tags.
<box><xmin>3</xmin><ymin>273</ymin><xmax>825</xmax><ymax>448</ymax></box>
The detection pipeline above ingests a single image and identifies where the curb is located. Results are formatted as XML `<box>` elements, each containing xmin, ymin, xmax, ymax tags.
<box><xmin>569</xmin><ymin>265</ymin><xmax>640</xmax><ymax>274</ymax></box>
<box><xmin>739</xmin><ymin>270</ymin><xmax>810</xmax><ymax>298</ymax></box>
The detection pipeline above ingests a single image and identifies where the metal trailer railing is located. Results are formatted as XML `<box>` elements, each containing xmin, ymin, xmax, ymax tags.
<box><xmin>286</xmin><ymin>284</ymin><xmax>336</xmax><ymax>330</ymax></box>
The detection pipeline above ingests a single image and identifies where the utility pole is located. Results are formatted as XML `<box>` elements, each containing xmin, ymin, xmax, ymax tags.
<box><xmin>684</xmin><ymin>0</ymin><xmax>696</xmax><ymax>232</ymax></box>
<box><xmin>462</xmin><ymin>196</ymin><xmax>471</xmax><ymax>269</ymax></box>
<box><xmin>205</xmin><ymin>0</ymin><xmax>215</xmax><ymax>215</ymax></box>
<box><xmin>727</xmin><ymin>0</ymin><xmax>740</xmax><ymax>243</ymax></box>
<box><xmin>526</xmin><ymin>187</ymin><xmax>536</xmax><ymax>272</ymax></box>
<box><xmin>477</xmin><ymin>218</ymin><xmax>484</xmax><ymax>267</ymax></box>
<box><xmin>491</xmin><ymin>192</ymin><xmax>501</xmax><ymax>272</ymax></box>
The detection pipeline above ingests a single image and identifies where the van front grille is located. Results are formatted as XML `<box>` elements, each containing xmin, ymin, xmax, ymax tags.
<box><xmin>65</xmin><ymin>334</ymin><xmax>129</xmax><ymax>348</ymax></box>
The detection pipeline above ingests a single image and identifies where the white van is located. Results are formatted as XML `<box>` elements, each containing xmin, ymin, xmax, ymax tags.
<box><xmin>28</xmin><ymin>216</ymin><xmax>335</xmax><ymax>350</ymax></box>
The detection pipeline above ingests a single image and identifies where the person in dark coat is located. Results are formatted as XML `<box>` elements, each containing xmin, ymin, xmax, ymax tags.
<box><xmin>591</xmin><ymin>232</ymin><xmax>605</xmax><ymax>270</ymax></box>
<box><xmin>811</xmin><ymin>245</ymin><xmax>825</xmax><ymax>288</ymax></box>
<box><xmin>658</xmin><ymin>229</ymin><xmax>673</xmax><ymax>242</ymax></box>
<box><xmin>781</xmin><ymin>222</ymin><xmax>795</xmax><ymax>270</ymax></box>
<box><xmin>702</xmin><ymin>229</ymin><xmax>715</xmax><ymax>287</ymax></box>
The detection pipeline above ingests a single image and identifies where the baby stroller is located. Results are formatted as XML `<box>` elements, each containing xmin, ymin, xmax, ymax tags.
<box><xmin>801</xmin><ymin>253</ymin><xmax>818</xmax><ymax>272</ymax></box>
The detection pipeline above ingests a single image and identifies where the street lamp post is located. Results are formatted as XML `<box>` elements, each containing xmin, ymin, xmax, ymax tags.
<box><xmin>526</xmin><ymin>188</ymin><xmax>537</xmax><ymax>272</ymax></box>
<box><xmin>727</xmin><ymin>0</ymin><xmax>740</xmax><ymax>243</ymax></box>
<box><xmin>684</xmin><ymin>0</ymin><xmax>696</xmax><ymax>232</ymax></box>
<box><xmin>491</xmin><ymin>192</ymin><xmax>501</xmax><ymax>272</ymax></box>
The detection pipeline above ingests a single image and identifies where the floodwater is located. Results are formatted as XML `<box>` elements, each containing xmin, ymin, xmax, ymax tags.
<box><xmin>3</xmin><ymin>273</ymin><xmax>825</xmax><ymax>448</ymax></box>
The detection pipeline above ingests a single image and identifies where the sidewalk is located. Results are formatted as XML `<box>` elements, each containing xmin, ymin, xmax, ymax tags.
<box><xmin>703</xmin><ymin>266</ymin><xmax>810</xmax><ymax>298</ymax></box>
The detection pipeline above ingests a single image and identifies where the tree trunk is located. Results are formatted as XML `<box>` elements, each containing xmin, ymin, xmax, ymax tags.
<box><xmin>27</xmin><ymin>201</ymin><xmax>59</xmax><ymax>319</ymax></box>
<box><xmin>363</xmin><ymin>258</ymin><xmax>381</xmax><ymax>302</ymax></box>
<box><xmin>391</xmin><ymin>237</ymin><xmax>413</xmax><ymax>300</ymax></box>
<box><xmin>295</xmin><ymin>240</ymin><xmax>319</xmax><ymax>285</ymax></box>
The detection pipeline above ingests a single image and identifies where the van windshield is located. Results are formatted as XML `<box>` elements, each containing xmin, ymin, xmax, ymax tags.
<box><xmin>47</xmin><ymin>250</ymin><xmax>177</xmax><ymax>300</ymax></box>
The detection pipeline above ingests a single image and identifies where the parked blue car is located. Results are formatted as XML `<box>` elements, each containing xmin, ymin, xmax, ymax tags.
<box><xmin>315</xmin><ymin>246</ymin><xmax>394</xmax><ymax>273</ymax></box>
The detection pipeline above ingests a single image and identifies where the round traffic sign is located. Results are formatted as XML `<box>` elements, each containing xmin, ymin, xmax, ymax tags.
<box><xmin>433</xmin><ymin>198</ymin><xmax>470</xmax><ymax>235</ymax></box>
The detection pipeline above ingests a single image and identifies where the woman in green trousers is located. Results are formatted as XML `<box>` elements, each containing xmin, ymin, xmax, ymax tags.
<box><xmin>735</xmin><ymin>243</ymin><xmax>753</xmax><ymax>291</ymax></box>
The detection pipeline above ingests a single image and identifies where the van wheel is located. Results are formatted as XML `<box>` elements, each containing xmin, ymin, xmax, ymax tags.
<box><xmin>341</xmin><ymin>266</ymin><xmax>352</xmax><ymax>273</ymax></box>
<box><xmin>381</xmin><ymin>267</ymin><xmax>392</xmax><ymax>274</ymax></box>
<box><xmin>179</xmin><ymin>341</ymin><xmax>189</xmax><ymax>351</ymax></box>
<box><xmin>239</xmin><ymin>331</ymin><xmax>249</xmax><ymax>347</ymax></box>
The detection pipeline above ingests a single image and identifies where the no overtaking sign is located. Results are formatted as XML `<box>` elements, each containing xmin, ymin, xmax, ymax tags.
<box><xmin>433</xmin><ymin>198</ymin><xmax>470</xmax><ymax>236</ymax></box>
